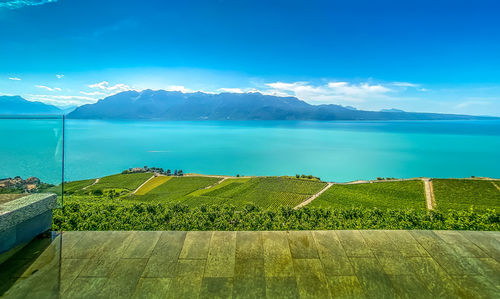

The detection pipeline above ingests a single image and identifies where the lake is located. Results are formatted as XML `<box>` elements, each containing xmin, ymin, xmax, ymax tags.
<box><xmin>1</xmin><ymin>119</ymin><xmax>499</xmax><ymax>184</ymax></box>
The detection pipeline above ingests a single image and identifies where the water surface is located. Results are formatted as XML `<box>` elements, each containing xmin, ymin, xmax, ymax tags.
<box><xmin>1</xmin><ymin>119</ymin><xmax>499</xmax><ymax>183</ymax></box>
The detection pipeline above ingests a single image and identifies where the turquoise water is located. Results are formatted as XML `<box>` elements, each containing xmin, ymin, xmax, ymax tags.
<box><xmin>1</xmin><ymin>119</ymin><xmax>499</xmax><ymax>184</ymax></box>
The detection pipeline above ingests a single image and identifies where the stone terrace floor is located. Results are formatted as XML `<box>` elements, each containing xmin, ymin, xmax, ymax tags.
<box><xmin>1</xmin><ymin>230</ymin><xmax>499</xmax><ymax>298</ymax></box>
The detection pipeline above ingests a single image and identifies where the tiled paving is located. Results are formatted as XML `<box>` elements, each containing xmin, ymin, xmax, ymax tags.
<box><xmin>1</xmin><ymin>230</ymin><xmax>499</xmax><ymax>298</ymax></box>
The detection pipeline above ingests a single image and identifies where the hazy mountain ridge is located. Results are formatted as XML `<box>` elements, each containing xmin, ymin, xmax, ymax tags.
<box><xmin>1</xmin><ymin>92</ymin><xmax>496</xmax><ymax>120</ymax></box>
<box><xmin>68</xmin><ymin>90</ymin><xmax>496</xmax><ymax>120</ymax></box>
<box><xmin>0</xmin><ymin>95</ymin><xmax>62</xmax><ymax>115</ymax></box>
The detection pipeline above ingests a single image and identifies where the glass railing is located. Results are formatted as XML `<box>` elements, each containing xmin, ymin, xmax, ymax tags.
<box><xmin>0</xmin><ymin>115</ymin><xmax>64</xmax><ymax>297</ymax></box>
<box><xmin>0</xmin><ymin>115</ymin><xmax>64</xmax><ymax>206</ymax></box>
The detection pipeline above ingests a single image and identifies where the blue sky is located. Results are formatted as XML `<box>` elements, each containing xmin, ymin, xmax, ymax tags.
<box><xmin>1</xmin><ymin>0</ymin><xmax>499</xmax><ymax>115</ymax></box>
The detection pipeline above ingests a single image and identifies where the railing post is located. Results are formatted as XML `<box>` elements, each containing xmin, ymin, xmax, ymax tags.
<box><xmin>61</xmin><ymin>114</ymin><xmax>65</xmax><ymax>208</ymax></box>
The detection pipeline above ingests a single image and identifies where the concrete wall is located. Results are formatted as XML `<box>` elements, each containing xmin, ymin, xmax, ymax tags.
<box><xmin>0</xmin><ymin>194</ymin><xmax>57</xmax><ymax>255</ymax></box>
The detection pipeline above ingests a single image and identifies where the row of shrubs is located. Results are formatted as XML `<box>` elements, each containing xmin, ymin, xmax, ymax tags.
<box><xmin>52</xmin><ymin>202</ymin><xmax>499</xmax><ymax>231</ymax></box>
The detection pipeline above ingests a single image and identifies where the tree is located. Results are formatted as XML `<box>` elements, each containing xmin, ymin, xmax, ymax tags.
<box><xmin>166</xmin><ymin>169</ymin><xmax>171</xmax><ymax>176</ymax></box>
<box><xmin>296</xmin><ymin>174</ymin><xmax>300</xmax><ymax>178</ymax></box>
<box><xmin>178</xmin><ymin>170</ymin><xmax>183</xmax><ymax>176</ymax></box>
<box><xmin>236</xmin><ymin>174</ymin><xmax>240</xmax><ymax>177</ymax></box>
<box><xmin>174</xmin><ymin>170</ymin><xmax>178</xmax><ymax>176</ymax></box>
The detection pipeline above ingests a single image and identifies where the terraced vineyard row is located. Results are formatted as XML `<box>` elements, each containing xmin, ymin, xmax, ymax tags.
<box><xmin>184</xmin><ymin>177</ymin><xmax>327</xmax><ymax>209</ymax></box>
<box><xmin>310</xmin><ymin>180</ymin><xmax>427</xmax><ymax>210</ymax></box>
<box><xmin>432</xmin><ymin>179</ymin><xmax>500</xmax><ymax>211</ymax></box>
<box><xmin>188</xmin><ymin>178</ymin><xmax>251</xmax><ymax>197</ymax></box>
<box><xmin>83</xmin><ymin>173</ymin><xmax>153</xmax><ymax>193</ymax></box>
<box><xmin>46</xmin><ymin>179</ymin><xmax>95</xmax><ymax>195</ymax></box>
<box><xmin>132</xmin><ymin>176</ymin><xmax>221</xmax><ymax>203</ymax></box>
<box><xmin>203</xmin><ymin>182</ymin><xmax>246</xmax><ymax>197</ymax></box>
<box><xmin>46</xmin><ymin>173</ymin><xmax>154</xmax><ymax>195</ymax></box>
<box><xmin>53</xmin><ymin>174</ymin><xmax>500</xmax><ymax>212</ymax></box>
<box><xmin>251</xmin><ymin>177</ymin><xmax>327</xmax><ymax>194</ymax></box>
<box><xmin>204</xmin><ymin>180</ymin><xmax>257</xmax><ymax>198</ymax></box>
<box><xmin>134</xmin><ymin>176</ymin><xmax>172</xmax><ymax>195</ymax></box>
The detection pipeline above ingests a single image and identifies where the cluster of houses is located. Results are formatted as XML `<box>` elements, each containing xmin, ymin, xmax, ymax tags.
<box><xmin>0</xmin><ymin>176</ymin><xmax>41</xmax><ymax>193</ymax></box>
<box><xmin>123</xmin><ymin>166</ymin><xmax>184</xmax><ymax>176</ymax></box>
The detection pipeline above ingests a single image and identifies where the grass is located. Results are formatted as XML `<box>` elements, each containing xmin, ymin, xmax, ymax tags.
<box><xmin>310</xmin><ymin>180</ymin><xmax>426</xmax><ymax>210</ymax></box>
<box><xmin>130</xmin><ymin>176</ymin><xmax>221</xmax><ymax>203</ymax></box>
<box><xmin>433</xmin><ymin>179</ymin><xmax>500</xmax><ymax>211</ymax></box>
<box><xmin>134</xmin><ymin>176</ymin><xmax>172</xmax><ymax>195</ymax></box>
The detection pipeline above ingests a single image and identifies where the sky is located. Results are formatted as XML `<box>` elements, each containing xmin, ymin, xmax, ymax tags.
<box><xmin>1</xmin><ymin>0</ymin><xmax>500</xmax><ymax>115</ymax></box>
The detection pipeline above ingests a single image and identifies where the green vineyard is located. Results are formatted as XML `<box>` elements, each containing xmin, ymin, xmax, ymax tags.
<box><xmin>131</xmin><ymin>176</ymin><xmax>221</xmax><ymax>203</ymax></box>
<box><xmin>46</xmin><ymin>173</ymin><xmax>499</xmax><ymax>231</ymax></box>
<box><xmin>181</xmin><ymin>177</ymin><xmax>327</xmax><ymax>209</ymax></box>
<box><xmin>310</xmin><ymin>180</ymin><xmax>427</xmax><ymax>210</ymax></box>
<box><xmin>433</xmin><ymin>179</ymin><xmax>500</xmax><ymax>211</ymax></box>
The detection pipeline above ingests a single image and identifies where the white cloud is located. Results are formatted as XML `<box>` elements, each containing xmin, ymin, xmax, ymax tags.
<box><xmin>0</xmin><ymin>0</ymin><xmax>57</xmax><ymax>9</ymax></box>
<box><xmin>27</xmin><ymin>94</ymin><xmax>95</xmax><ymax>101</ymax></box>
<box><xmin>327</xmin><ymin>82</ymin><xmax>392</xmax><ymax>96</ymax></box>
<box><xmin>56</xmin><ymin>74</ymin><xmax>64</xmax><ymax>79</ymax></box>
<box><xmin>391</xmin><ymin>82</ymin><xmax>419</xmax><ymax>87</ymax></box>
<box><xmin>454</xmin><ymin>100</ymin><xmax>489</xmax><ymax>109</ymax></box>
<box><xmin>35</xmin><ymin>85</ymin><xmax>62</xmax><ymax>91</ymax></box>
<box><xmin>80</xmin><ymin>91</ymin><xmax>105</xmax><ymax>96</ymax></box>
<box><xmin>26</xmin><ymin>94</ymin><xmax>96</xmax><ymax>106</ymax></box>
<box><xmin>266</xmin><ymin>82</ymin><xmax>308</xmax><ymax>90</ymax></box>
<box><xmin>218</xmin><ymin>88</ymin><xmax>244</xmax><ymax>93</ymax></box>
<box><xmin>88</xmin><ymin>81</ymin><xmax>132</xmax><ymax>93</ymax></box>
<box><xmin>165</xmin><ymin>85</ymin><xmax>192</xmax><ymax>93</ymax></box>
<box><xmin>264</xmin><ymin>81</ymin><xmax>394</xmax><ymax>104</ymax></box>
<box><xmin>8</xmin><ymin>77</ymin><xmax>21</xmax><ymax>81</ymax></box>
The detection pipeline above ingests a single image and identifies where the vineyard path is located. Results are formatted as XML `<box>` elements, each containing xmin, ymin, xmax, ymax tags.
<box><xmin>132</xmin><ymin>174</ymin><xmax>157</xmax><ymax>195</ymax></box>
<box><xmin>83</xmin><ymin>178</ymin><xmax>100</xmax><ymax>190</ymax></box>
<box><xmin>294</xmin><ymin>182</ymin><xmax>333</xmax><ymax>209</ymax></box>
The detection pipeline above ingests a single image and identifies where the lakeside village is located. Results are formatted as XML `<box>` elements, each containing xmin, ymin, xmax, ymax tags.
<box><xmin>0</xmin><ymin>176</ymin><xmax>48</xmax><ymax>194</ymax></box>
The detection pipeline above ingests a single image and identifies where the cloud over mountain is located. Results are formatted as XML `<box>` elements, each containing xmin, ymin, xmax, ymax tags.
<box><xmin>264</xmin><ymin>81</ymin><xmax>396</xmax><ymax>104</ymax></box>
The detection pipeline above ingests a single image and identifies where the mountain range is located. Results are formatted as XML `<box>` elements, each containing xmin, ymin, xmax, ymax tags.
<box><xmin>1</xmin><ymin>91</ymin><xmax>497</xmax><ymax>120</ymax></box>
<box><xmin>0</xmin><ymin>95</ymin><xmax>62</xmax><ymax>115</ymax></box>
<box><xmin>68</xmin><ymin>90</ymin><xmax>496</xmax><ymax>120</ymax></box>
